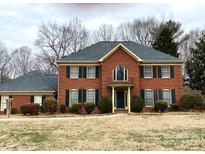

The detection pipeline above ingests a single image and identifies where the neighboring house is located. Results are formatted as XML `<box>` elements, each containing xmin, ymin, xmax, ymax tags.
<box><xmin>57</xmin><ymin>41</ymin><xmax>184</xmax><ymax>113</ymax></box>
<box><xmin>0</xmin><ymin>41</ymin><xmax>184</xmax><ymax>113</ymax></box>
<box><xmin>0</xmin><ymin>71</ymin><xmax>57</xmax><ymax>112</ymax></box>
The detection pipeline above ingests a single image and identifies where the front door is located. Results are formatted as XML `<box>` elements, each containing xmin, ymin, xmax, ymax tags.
<box><xmin>116</xmin><ymin>91</ymin><xmax>125</xmax><ymax>108</ymax></box>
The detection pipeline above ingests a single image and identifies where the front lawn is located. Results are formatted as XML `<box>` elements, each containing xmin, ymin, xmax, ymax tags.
<box><xmin>0</xmin><ymin>114</ymin><xmax>205</xmax><ymax>150</ymax></box>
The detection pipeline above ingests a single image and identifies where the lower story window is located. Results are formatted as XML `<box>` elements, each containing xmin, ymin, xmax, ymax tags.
<box><xmin>162</xmin><ymin>89</ymin><xmax>172</xmax><ymax>105</ymax></box>
<box><xmin>0</xmin><ymin>96</ymin><xmax>9</xmax><ymax>111</ymax></box>
<box><xmin>145</xmin><ymin>89</ymin><xmax>154</xmax><ymax>107</ymax></box>
<box><xmin>34</xmin><ymin>96</ymin><xmax>42</xmax><ymax>106</ymax></box>
<box><xmin>69</xmin><ymin>89</ymin><xmax>78</xmax><ymax>106</ymax></box>
<box><xmin>86</xmin><ymin>89</ymin><xmax>95</xmax><ymax>104</ymax></box>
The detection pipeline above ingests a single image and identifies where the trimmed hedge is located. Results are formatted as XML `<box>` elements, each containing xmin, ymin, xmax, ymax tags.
<box><xmin>84</xmin><ymin>102</ymin><xmax>95</xmax><ymax>114</ymax></box>
<box><xmin>98</xmin><ymin>96</ymin><xmax>112</xmax><ymax>113</ymax></box>
<box><xmin>154</xmin><ymin>100</ymin><xmax>168</xmax><ymax>112</ymax></box>
<box><xmin>70</xmin><ymin>103</ymin><xmax>82</xmax><ymax>114</ymax></box>
<box><xmin>131</xmin><ymin>96</ymin><xmax>144</xmax><ymax>112</ymax></box>
<box><xmin>180</xmin><ymin>93</ymin><xmax>203</xmax><ymax>110</ymax></box>
<box><xmin>20</xmin><ymin>104</ymin><xmax>40</xmax><ymax>115</ymax></box>
<box><xmin>43</xmin><ymin>97</ymin><xmax>57</xmax><ymax>114</ymax></box>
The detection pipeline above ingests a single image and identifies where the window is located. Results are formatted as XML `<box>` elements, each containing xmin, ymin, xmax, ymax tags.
<box><xmin>161</xmin><ymin>66</ymin><xmax>170</xmax><ymax>78</ymax></box>
<box><xmin>0</xmin><ymin>96</ymin><xmax>9</xmax><ymax>111</ymax></box>
<box><xmin>162</xmin><ymin>89</ymin><xmax>172</xmax><ymax>105</ymax></box>
<box><xmin>113</xmin><ymin>65</ymin><xmax>128</xmax><ymax>81</ymax></box>
<box><xmin>87</xmin><ymin>66</ymin><xmax>96</xmax><ymax>78</ymax></box>
<box><xmin>86</xmin><ymin>89</ymin><xmax>95</xmax><ymax>104</ymax></box>
<box><xmin>34</xmin><ymin>96</ymin><xmax>42</xmax><ymax>106</ymax></box>
<box><xmin>144</xmin><ymin>89</ymin><xmax>154</xmax><ymax>107</ymax></box>
<box><xmin>69</xmin><ymin>89</ymin><xmax>78</xmax><ymax>106</ymax></box>
<box><xmin>70</xmin><ymin>66</ymin><xmax>79</xmax><ymax>78</ymax></box>
<box><xmin>144</xmin><ymin>66</ymin><xmax>152</xmax><ymax>78</ymax></box>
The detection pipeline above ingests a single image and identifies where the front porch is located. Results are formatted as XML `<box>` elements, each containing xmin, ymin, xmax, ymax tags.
<box><xmin>108</xmin><ymin>83</ymin><xmax>134</xmax><ymax>113</ymax></box>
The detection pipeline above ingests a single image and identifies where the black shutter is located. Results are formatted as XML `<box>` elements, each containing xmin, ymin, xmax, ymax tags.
<box><xmin>65</xmin><ymin>89</ymin><xmax>69</xmax><ymax>106</ymax></box>
<box><xmin>154</xmin><ymin>89</ymin><xmax>158</xmax><ymax>103</ymax></box>
<box><xmin>42</xmin><ymin>96</ymin><xmax>46</xmax><ymax>106</ymax></box>
<box><xmin>125</xmin><ymin>69</ymin><xmax>128</xmax><ymax>80</ymax></box>
<box><xmin>95</xmin><ymin>89</ymin><xmax>99</xmax><ymax>106</ymax></box>
<box><xmin>113</xmin><ymin>69</ymin><xmax>116</xmax><ymax>80</ymax></box>
<box><xmin>140</xmin><ymin>66</ymin><xmax>144</xmax><ymax>78</ymax></box>
<box><xmin>140</xmin><ymin>89</ymin><xmax>145</xmax><ymax>101</ymax></box>
<box><xmin>96</xmin><ymin>66</ymin><xmax>99</xmax><ymax>78</ymax></box>
<box><xmin>83</xmin><ymin>66</ymin><xmax>87</xmax><ymax>78</ymax></box>
<box><xmin>78</xmin><ymin>89</ymin><xmax>82</xmax><ymax>103</ymax></box>
<box><xmin>171</xmin><ymin>89</ymin><xmax>176</xmax><ymax>104</ymax></box>
<box><xmin>66</xmin><ymin>66</ymin><xmax>70</xmax><ymax>78</ymax></box>
<box><xmin>30</xmin><ymin>96</ymin><xmax>34</xmax><ymax>103</ymax></box>
<box><xmin>158</xmin><ymin>66</ymin><xmax>162</xmax><ymax>78</ymax></box>
<box><xmin>79</xmin><ymin>66</ymin><xmax>83</xmax><ymax>78</ymax></box>
<box><xmin>170</xmin><ymin>66</ymin><xmax>174</xmax><ymax>78</ymax></box>
<box><xmin>153</xmin><ymin>66</ymin><xmax>157</xmax><ymax>78</ymax></box>
<box><xmin>83</xmin><ymin>89</ymin><xmax>86</xmax><ymax>103</ymax></box>
<box><xmin>159</xmin><ymin>89</ymin><xmax>163</xmax><ymax>99</ymax></box>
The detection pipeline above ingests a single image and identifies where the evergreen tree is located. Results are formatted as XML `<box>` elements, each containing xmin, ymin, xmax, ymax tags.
<box><xmin>152</xmin><ymin>20</ymin><xmax>184</xmax><ymax>57</ymax></box>
<box><xmin>185</xmin><ymin>35</ymin><xmax>205</xmax><ymax>95</ymax></box>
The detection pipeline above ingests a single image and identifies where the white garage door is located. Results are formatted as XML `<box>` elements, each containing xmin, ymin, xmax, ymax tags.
<box><xmin>1</xmin><ymin>96</ymin><xmax>9</xmax><ymax>111</ymax></box>
<box><xmin>34</xmin><ymin>96</ymin><xmax>42</xmax><ymax>106</ymax></box>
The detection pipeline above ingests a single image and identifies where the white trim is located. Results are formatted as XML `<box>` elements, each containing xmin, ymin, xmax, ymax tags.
<box><xmin>86</xmin><ymin>89</ymin><xmax>95</xmax><ymax>104</ymax></box>
<box><xmin>70</xmin><ymin>66</ymin><xmax>79</xmax><ymax>79</ymax></box>
<box><xmin>144</xmin><ymin>89</ymin><xmax>154</xmax><ymax>107</ymax></box>
<box><xmin>69</xmin><ymin>89</ymin><xmax>79</xmax><ymax>106</ymax></box>
<box><xmin>143</xmin><ymin>66</ymin><xmax>153</xmax><ymax>78</ymax></box>
<box><xmin>34</xmin><ymin>96</ymin><xmax>43</xmax><ymax>106</ymax></box>
<box><xmin>162</xmin><ymin>89</ymin><xmax>172</xmax><ymax>106</ymax></box>
<box><xmin>1</xmin><ymin>96</ymin><xmax>9</xmax><ymax>111</ymax></box>
<box><xmin>113</xmin><ymin>65</ymin><xmax>128</xmax><ymax>81</ymax></box>
<box><xmin>98</xmin><ymin>43</ymin><xmax>143</xmax><ymax>62</ymax></box>
<box><xmin>86</xmin><ymin>66</ymin><xmax>96</xmax><ymax>79</ymax></box>
<box><xmin>161</xmin><ymin>66</ymin><xmax>170</xmax><ymax>78</ymax></box>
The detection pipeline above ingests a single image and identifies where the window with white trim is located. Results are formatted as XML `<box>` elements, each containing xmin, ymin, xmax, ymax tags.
<box><xmin>86</xmin><ymin>89</ymin><xmax>95</xmax><ymax>104</ymax></box>
<box><xmin>34</xmin><ymin>96</ymin><xmax>42</xmax><ymax>106</ymax></box>
<box><xmin>162</xmin><ymin>89</ymin><xmax>172</xmax><ymax>105</ymax></box>
<box><xmin>87</xmin><ymin>66</ymin><xmax>96</xmax><ymax>78</ymax></box>
<box><xmin>69</xmin><ymin>89</ymin><xmax>78</xmax><ymax>105</ymax></box>
<box><xmin>0</xmin><ymin>96</ymin><xmax>9</xmax><ymax>111</ymax></box>
<box><xmin>144</xmin><ymin>66</ymin><xmax>152</xmax><ymax>78</ymax></box>
<box><xmin>70</xmin><ymin>66</ymin><xmax>79</xmax><ymax>78</ymax></box>
<box><xmin>144</xmin><ymin>89</ymin><xmax>154</xmax><ymax>107</ymax></box>
<box><xmin>161</xmin><ymin>66</ymin><xmax>170</xmax><ymax>78</ymax></box>
<box><xmin>113</xmin><ymin>65</ymin><xmax>128</xmax><ymax>81</ymax></box>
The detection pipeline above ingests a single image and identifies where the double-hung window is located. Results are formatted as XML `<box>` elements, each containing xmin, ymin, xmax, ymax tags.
<box><xmin>34</xmin><ymin>96</ymin><xmax>42</xmax><ymax>106</ymax></box>
<box><xmin>161</xmin><ymin>66</ymin><xmax>170</xmax><ymax>78</ymax></box>
<box><xmin>144</xmin><ymin>89</ymin><xmax>154</xmax><ymax>107</ymax></box>
<box><xmin>70</xmin><ymin>66</ymin><xmax>79</xmax><ymax>78</ymax></box>
<box><xmin>87</xmin><ymin>66</ymin><xmax>95</xmax><ymax>78</ymax></box>
<box><xmin>162</xmin><ymin>89</ymin><xmax>172</xmax><ymax>105</ymax></box>
<box><xmin>69</xmin><ymin>89</ymin><xmax>78</xmax><ymax>106</ymax></box>
<box><xmin>144</xmin><ymin>66</ymin><xmax>152</xmax><ymax>78</ymax></box>
<box><xmin>86</xmin><ymin>89</ymin><xmax>95</xmax><ymax>104</ymax></box>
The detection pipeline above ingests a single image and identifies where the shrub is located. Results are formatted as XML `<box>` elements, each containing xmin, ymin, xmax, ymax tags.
<box><xmin>43</xmin><ymin>97</ymin><xmax>57</xmax><ymax>114</ymax></box>
<box><xmin>131</xmin><ymin>96</ymin><xmax>144</xmax><ymax>112</ymax></box>
<box><xmin>98</xmin><ymin>96</ymin><xmax>112</xmax><ymax>113</ymax></box>
<box><xmin>60</xmin><ymin>104</ymin><xmax>66</xmax><ymax>113</ymax></box>
<box><xmin>20</xmin><ymin>104</ymin><xmax>40</xmax><ymax>115</ymax></box>
<box><xmin>84</xmin><ymin>102</ymin><xmax>95</xmax><ymax>114</ymax></box>
<box><xmin>11</xmin><ymin>108</ymin><xmax>18</xmax><ymax>114</ymax></box>
<box><xmin>154</xmin><ymin>100</ymin><xmax>168</xmax><ymax>112</ymax></box>
<box><xmin>180</xmin><ymin>93</ymin><xmax>203</xmax><ymax>110</ymax></box>
<box><xmin>70</xmin><ymin>103</ymin><xmax>82</xmax><ymax>113</ymax></box>
<box><xmin>170</xmin><ymin>104</ymin><xmax>180</xmax><ymax>111</ymax></box>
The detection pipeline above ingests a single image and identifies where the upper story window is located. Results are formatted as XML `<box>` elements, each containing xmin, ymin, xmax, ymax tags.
<box><xmin>113</xmin><ymin>65</ymin><xmax>128</xmax><ymax>81</ymax></box>
<box><xmin>161</xmin><ymin>66</ymin><xmax>170</xmax><ymax>78</ymax></box>
<box><xmin>70</xmin><ymin>66</ymin><xmax>79</xmax><ymax>78</ymax></box>
<box><xmin>87</xmin><ymin>66</ymin><xmax>96</xmax><ymax>78</ymax></box>
<box><xmin>144</xmin><ymin>66</ymin><xmax>152</xmax><ymax>78</ymax></box>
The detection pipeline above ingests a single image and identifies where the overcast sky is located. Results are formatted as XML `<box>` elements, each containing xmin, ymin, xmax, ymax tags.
<box><xmin>0</xmin><ymin>3</ymin><xmax>205</xmax><ymax>52</ymax></box>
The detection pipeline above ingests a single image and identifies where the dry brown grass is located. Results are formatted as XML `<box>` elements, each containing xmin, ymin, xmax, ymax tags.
<box><xmin>0</xmin><ymin>114</ymin><xmax>205</xmax><ymax>151</ymax></box>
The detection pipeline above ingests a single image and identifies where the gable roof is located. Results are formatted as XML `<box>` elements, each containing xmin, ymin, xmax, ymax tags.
<box><xmin>59</xmin><ymin>41</ymin><xmax>183</xmax><ymax>63</ymax></box>
<box><xmin>0</xmin><ymin>71</ymin><xmax>57</xmax><ymax>92</ymax></box>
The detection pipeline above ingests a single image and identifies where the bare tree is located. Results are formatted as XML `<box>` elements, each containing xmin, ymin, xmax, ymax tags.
<box><xmin>119</xmin><ymin>17</ymin><xmax>159</xmax><ymax>46</ymax></box>
<box><xmin>35</xmin><ymin>21</ymin><xmax>73</xmax><ymax>73</ymax></box>
<box><xmin>93</xmin><ymin>24</ymin><xmax>119</xmax><ymax>42</ymax></box>
<box><xmin>10</xmin><ymin>46</ymin><xmax>33</xmax><ymax>78</ymax></box>
<box><xmin>69</xmin><ymin>18</ymin><xmax>90</xmax><ymax>53</ymax></box>
<box><xmin>0</xmin><ymin>42</ymin><xmax>11</xmax><ymax>83</ymax></box>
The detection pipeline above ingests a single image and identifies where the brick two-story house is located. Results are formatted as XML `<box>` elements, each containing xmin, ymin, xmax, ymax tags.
<box><xmin>57</xmin><ymin>41</ymin><xmax>184</xmax><ymax>113</ymax></box>
<box><xmin>0</xmin><ymin>41</ymin><xmax>184</xmax><ymax>113</ymax></box>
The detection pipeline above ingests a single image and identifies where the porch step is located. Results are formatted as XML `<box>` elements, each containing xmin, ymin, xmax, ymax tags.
<box><xmin>115</xmin><ymin>109</ymin><xmax>128</xmax><ymax>113</ymax></box>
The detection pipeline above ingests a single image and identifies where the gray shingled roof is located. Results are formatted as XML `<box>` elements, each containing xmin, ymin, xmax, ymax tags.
<box><xmin>0</xmin><ymin>71</ymin><xmax>57</xmax><ymax>92</ymax></box>
<box><xmin>61</xmin><ymin>41</ymin><xmax>180</xmax><ymax>62</ymax></box>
